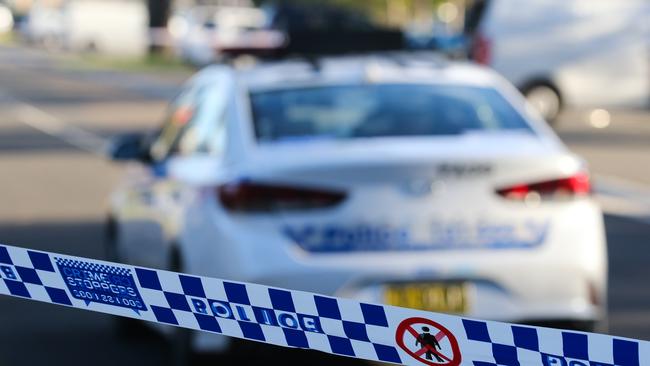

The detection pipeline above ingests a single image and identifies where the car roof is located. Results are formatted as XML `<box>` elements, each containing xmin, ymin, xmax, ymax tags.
<box><xmin>200</xmin><ymin>53</ymin><xmax>503</xmax><ymax>92</ymax></box>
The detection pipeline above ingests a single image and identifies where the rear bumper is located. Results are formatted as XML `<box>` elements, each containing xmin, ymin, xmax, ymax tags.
<box><xmin>181</xmin><ymin>199</ymin><xmax>607</xmax><ymax>324</ymax></box>
<box><xmin>219</xmin><ymin>254</ymin><xmax>605</xmax><ymax>324</ymax></box>
<box><xmin>179</xmin><ymin>197</ymin><xmax>607</xmax><ymax>352</ymax></box>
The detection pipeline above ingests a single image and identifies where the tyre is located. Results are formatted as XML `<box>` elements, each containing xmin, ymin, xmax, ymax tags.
<box><xmin>523</xmin><ymin>84</ymin><xmax>562</xmax><ymax>125</ymax></box>
<box><xmin>169</xmin><ymin>327</ymin><xmax>232</xmax><ymax>366</ymax></box>
<box><xmin>170</xmin><ymin>327</ymin><xmax>197</xmax><ymax>366</ymax></box>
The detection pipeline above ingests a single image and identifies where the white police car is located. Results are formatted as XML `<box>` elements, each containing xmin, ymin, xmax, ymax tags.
<box><xmin>106</xmin><ymin>53</ymin><xmax>607</xmax><ymax>358</ymax></box>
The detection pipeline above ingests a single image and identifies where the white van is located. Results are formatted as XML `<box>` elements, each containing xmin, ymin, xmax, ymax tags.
<box><xmin>466</xmin><ymin>0</ymin><xmax>650</xmax><ymax>122</ymax></box>
<box><xmin>62</xmin><ymin>0</ymin><xmax>148</xmax><ymax>57</ymax></box>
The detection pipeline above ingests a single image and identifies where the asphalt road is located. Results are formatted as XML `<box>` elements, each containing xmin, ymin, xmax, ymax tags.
<box><xmin>0</xmin><ymin>44</ymin><xmax>649</xmax><ymax>365</ymax></box>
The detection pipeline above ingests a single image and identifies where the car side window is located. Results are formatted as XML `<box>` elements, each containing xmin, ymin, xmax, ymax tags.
<box><xmin>176</xmin><ymin>83</ymin><xmax>231</xmax><ymax>158</ymax></box>
<box><xmin>149</xmin><ymin>71</ymin><xmax>233</xmax><ymax>163</ymax></box>
<box><xmin>149</xmin><ymin>85</ymin><xmax>202</xmax><ymax>162</ymax></box>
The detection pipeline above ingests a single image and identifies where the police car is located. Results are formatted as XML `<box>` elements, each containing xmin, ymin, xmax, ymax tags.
<box><xmin>106</xmin><ymin>53</ymin><xmax>607</xmax><ymax>359</ymax></box>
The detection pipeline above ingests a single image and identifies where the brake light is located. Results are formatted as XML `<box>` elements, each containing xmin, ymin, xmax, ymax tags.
<box><xmin>218</xmin><ymin>181</ymin><xmax>346</xmax><ymax>212</ymax></box>
<box><xmin>472</xmin><ymin>33</ymin><xmax>491</xmax><ymax>65</ymax></box>
<box><xmin>496</xmin><ymin>173</ymin><xmax>591</xmax><ymax>201</ymax></box>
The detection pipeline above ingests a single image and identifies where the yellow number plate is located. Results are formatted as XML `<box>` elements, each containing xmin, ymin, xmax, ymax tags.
<box><xmin>384</xmin><ymin>282</ymin><xmax>470</xmax><ymax>314</ymax></box>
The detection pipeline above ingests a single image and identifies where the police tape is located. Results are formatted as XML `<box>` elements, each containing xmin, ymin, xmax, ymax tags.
<box><xmin>0</xmin><ymin>243</ymin><xmax>646</xmax><ymax>366</ymax></box>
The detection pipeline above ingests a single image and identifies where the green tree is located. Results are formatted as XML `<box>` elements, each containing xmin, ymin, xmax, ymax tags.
<box><xmin>253</xmin><ymin>0</ymin><xmax>449</xmax><ymax>26</ymax></box>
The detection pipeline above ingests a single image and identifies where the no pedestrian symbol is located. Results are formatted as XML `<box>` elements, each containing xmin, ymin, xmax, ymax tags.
<box><xmin>395</xmin><ymin>317</ymin><xmax>462</xmax><ymax>366</ymax></box>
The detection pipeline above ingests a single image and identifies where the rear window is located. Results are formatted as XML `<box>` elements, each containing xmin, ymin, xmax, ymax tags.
<box><xmin>250</xmin><ymin>84</ymin><xmax>534</xmax><ymax>143</ymax></box>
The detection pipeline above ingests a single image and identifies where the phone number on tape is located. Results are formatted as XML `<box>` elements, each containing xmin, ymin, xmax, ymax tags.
<box><xmin>55</xmin><ymin>258</ymin><xmax>147</xmax><ymax>313</ymax></box>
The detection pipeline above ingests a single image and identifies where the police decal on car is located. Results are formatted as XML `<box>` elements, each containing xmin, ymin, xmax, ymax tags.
<box><xmin>284</xmin><ymin>219</ymin><xmax>550</xmax><ymax>253</ymax></box>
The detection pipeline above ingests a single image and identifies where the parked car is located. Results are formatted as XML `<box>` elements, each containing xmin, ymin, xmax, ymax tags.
<box><xmin>107</xmin><ymin>53</ymin><xmax>607</xmax><ymax>361</ymax></box>
<box><xmin>466</xmin><ymin>0</ymin><xmax>650</xmax><ymax>123</ymax></box>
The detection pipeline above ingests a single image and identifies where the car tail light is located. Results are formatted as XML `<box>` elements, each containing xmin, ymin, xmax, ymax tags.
<box><xmin>218</xmin><ymin>181</ymin><xmax>346</xmax><ymax>212</ymax></box>
<box><xmin>496</xmin><ymin>172</ymin><xmax>592</xmax><ymax>201</ymax></box>
<box><xmin>472</xmin><ymin>33</ymin><xmax>491</xmax><ymax>65</ymax></box>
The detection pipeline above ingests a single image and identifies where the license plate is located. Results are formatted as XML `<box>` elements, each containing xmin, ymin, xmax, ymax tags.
<box><xmin>384</xmin><ymin>282</ymin><xmax>470</xmax><ymax>314</ymax></box>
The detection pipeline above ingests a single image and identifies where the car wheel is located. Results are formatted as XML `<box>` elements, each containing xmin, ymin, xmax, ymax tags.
<box><xmin>169</xmin><ymin>327</ymin><xmax>233</xmax><ymax>366</ymax></box>
<box><xmin>524</xmin><ymin>84</ymin><xmax>562</xmax><ymax>125</ymax></box>
<box><xmin>104</xmin><ymin>217</ymin><xmax>122</xmax><ymax>264</ymax></box>
<box><xmin>170</xmin><ymin>327</ymin><xmax>198</xmax><ymax>366</ymax></box>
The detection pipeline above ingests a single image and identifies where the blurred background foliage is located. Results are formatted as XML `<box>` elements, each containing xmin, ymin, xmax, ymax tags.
<box><xmin>254</xmin><ymin>0</ymin><xmax>453</xmax><ymax>27</ymax></box>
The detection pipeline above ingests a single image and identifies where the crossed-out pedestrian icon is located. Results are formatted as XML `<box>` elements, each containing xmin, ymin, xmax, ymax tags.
<box><xmin>395</xmin><ymin>317</ymin><xmax>462</xmax><ymax>366</ymax></box>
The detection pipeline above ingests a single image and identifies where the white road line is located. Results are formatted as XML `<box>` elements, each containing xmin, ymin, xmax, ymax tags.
<box><xmin>1</xmin><ymin>89</ymin><xmax>108</xmax><ymax>156</ymax></box>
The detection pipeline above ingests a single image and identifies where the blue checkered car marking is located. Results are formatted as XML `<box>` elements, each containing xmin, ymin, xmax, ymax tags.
<box><xmin>55</xmin><ymin>257</ymin><xmax>147</xmax><ymax>312</ymax></box>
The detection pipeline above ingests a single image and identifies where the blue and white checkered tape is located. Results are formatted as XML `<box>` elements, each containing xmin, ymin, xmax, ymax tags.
<box><xmin>0</xmin><ymin>243</ymin><xmax>646</xmax><ymax>366</ymax></box>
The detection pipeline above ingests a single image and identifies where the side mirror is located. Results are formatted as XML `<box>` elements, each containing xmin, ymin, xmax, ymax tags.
<box><xmin>107</xmin><ymin>133</ymin><xmax>150</xmax><ymax>162</ymax></box>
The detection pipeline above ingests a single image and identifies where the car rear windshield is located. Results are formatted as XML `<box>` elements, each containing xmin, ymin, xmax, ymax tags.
<box><xmin>250</xmin><ymin>84</ymin><xmax>534</xmax><ymax>143</ymax></box>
